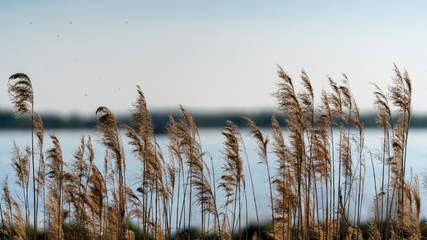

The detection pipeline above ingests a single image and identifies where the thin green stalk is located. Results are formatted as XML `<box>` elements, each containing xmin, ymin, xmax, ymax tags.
<box><xmin>210</xmin><ymin>155</ymin><xmax>220</xmax><ymax>237</ymax></box>
<box><xmin>330</xmin><ymin>125</ymin><xmax>336</xmax><ymax>239</ymax></box>
<box><xmin>187</xmin><ymin>142</ymin><xmax>193</xmax><ymax>240</ymax></box>
<box><xmin>201</xmin><ymin>158</ymin><xmax>205</xmax><ymax>240</ymax></box>
<box><xmin>244</xmin><ymin>190</ymin><xmax>248</xmax><ymax>240</ymax></box>
<box><xmin>178</xmin><ymin>165</ymin><xmax>190</xmax><ymax>233</ymax></box>
<box><xmin>155</xmin><ymin>170</ymin><xmax>158</xmax><ymax>240</ymax></box>
<box><xmin>175</xmin><ymin>165</ymin><xmax>181</xmax><ymax>239</ymax></box>
<box><xmin>337</xmin><ymin>124</ymin><xmax>343</xmax><ymax>239</ymax></box>
<box><xmin>265</xmin><ymin>157</ymin><xmax>275</xmax><ymax>239</ymax></box>
<box><xmin>328</xmin><ymin>173</ymin><xmax>329</xmax><ymax>240</ymax></box>
<box><xmin>58</xmin><ymin>153</ymin><xmax>63</xmax><ymax>240</ymax></box>
<box><xmin>241</xmin><ymin>141</ymin><xmax>261</xmax><ymax>237</ymax></box>
<box><xmin>32</xmin><ymin>106</ymin><xmax>36</xmax><ymax>240</ymax></box>
<box><xmin>231</xmin><ymin>184</ymin><xmax>238</xmax><ymax>238</ymax></box>
<box><xmin>238</xmin><ymin>181</ymin><xmax>242</xmax><ymax>240</ymax></box>
<box><xmin>370</xmin><ymin>152</ymin><xmax>379</xmax><ymax>225</ymax></box>
<box><xmin>0</xmin><ymin>201</ymin><xmax>3</xmax><ymax>229</ymax></box>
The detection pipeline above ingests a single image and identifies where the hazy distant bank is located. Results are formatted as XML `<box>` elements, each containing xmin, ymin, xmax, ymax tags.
<box><xmin>1</xmin><ymin>109</ymin><xmax>427</xmax><ymax>132</ymax></box>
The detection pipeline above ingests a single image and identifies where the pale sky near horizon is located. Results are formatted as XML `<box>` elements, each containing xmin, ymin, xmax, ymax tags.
<box><xmin>1</xmin><ymin>1</ymin><xmax>427</xmax><ymax>115</ymax></box>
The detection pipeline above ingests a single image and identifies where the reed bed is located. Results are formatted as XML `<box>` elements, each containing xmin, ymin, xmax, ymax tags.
<box><xmin>0</xmin><ymin>66</ymin><xmax>425</xmax><ymax>239</ymax></box>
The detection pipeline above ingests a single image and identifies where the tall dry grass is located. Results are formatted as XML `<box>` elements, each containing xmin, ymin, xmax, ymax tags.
<box><xmin>0</xmin><ymin>65</ymin><xmax>425</xmax><ymax>240</ymax></box>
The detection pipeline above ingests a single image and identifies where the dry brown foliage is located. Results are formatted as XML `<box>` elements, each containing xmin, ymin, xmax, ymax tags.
<box><xmin>1</xmin><ymin>66</ymin><xmax>424</xmax><ymax>240</ymax></box>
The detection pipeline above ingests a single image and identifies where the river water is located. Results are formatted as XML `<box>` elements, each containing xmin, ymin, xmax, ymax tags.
<box><xmin>0</xmin><ymin>128</ymin><xmax>426</xmax><ymax>227</ymax></box>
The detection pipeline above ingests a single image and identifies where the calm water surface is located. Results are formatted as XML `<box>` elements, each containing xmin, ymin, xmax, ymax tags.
<box><xmin>0</xmin><ymin>128</ymin><xmax>426</xmax><ymax>226</ymax></box>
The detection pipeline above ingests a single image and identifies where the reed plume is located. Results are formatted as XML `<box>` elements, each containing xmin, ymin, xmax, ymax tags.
<box><xmin>0</xmin><ymin>66</ymin><xmax>425</xmax><ymax>239</ymax></box>
<box><xmin>87</xmin><ymin>165</ymin><xmax>105</xmax><ymax>238</ymax></box>
<box><xmin>372</xmin><ymin>83</ymin><xmax>393</xmax><ymax>238</ymax></box>
<box><xmin>11</xmin><ymin>142</ymin><xmax>30</xmax><ymax>239</ymax></box>
<box><xmin>71</xmin><ymin>137</ymin><xmax>88</xmax><ymax>231</ymax></box>
<box><xmin>1</xmin><ymin>177</ymin><xmax>27</xmax><ymax>239</ymax></box>
<box><xmin>61</xmin><ymin>135</ymin><xmax>95</xmax><ymax>239</ymax></box>
<box><xmin>274</xmin><ymin>66</ymin><xmax>307</xmax><ymax>239</ymax></box>
<box><xmin>176</xmin><ymin>106</ymin><xmax>208</xmax><ymax>239</ymax></box>
<box><xmin>96</xmin><ymin>106</ymin><xmax>127</xmax><ymax>239</ymax></box>
<box><xmin>8</xmin><ymin>73</ymin><xmax>33</xmax><ymax>116</ymax></box>
<box><xmin>340</xmin><ymin>76</ymin><xmax>364</xmax><ymax>221</ymax></box>
<box><xmin>271</xmin><ymin>116</ymin><xmax>295</xmax><ymax>240</ymax></box>
<box><xmin>0</xmin><ymin>178</ymin><xmax>26</xmax><ymax>239</ymax></box>
<box><xmin>12</xmin><ymin>195</ymin><xmax>27</xmax><ymax>240</ymax></box>
<box><xmin>46</xmin><ymin>133</ymin><xmax>65</xmax><ymax>240</ymax></box>
<box><xmin>328</xmin><ymin>76</ymin><xmax>349</xmax><ymax>238</ymax></box>
<box><xmin>1</xmin><ymin>178</ymin><xmax>13</xmax><ymax>238</ymax></box>
<box><xmin>299</xmin><ymin>70</ymin><xmax>317</xmax><ymax>235</ymax></box>
<box><xmin>187</xmin><ymin>130</ymin><xmax>219</xmax><ymax>239</ymax></box>
<box><xmin>8</xmin><ymin>73</ymin><xmax>39</xmax><ymax>239</ymax></box>
<box><xmin>166</xmin><ymin>113</ymin><xmax>184</xmax><ymax>236</ymax></box>
<box><xmin>244</xmin><ymin>117</ymin><xmax>274</xmax><ymax>238</ymax></box>
<box><xmin>33</xmin><ymin>111</ymin><xmax>44</xmax><ymax>237</ymax></box>
<box><xmin>219</xmin><ymin>120</ymin><xmax>245</xmax><ymax>239</ymax></box>
<box><xmin>11</xmin><ymin>142</ymin><xmax>30</xmax><ymax>196</ymax></box>
<box><xmin>390</xmin><ymin>65</ymin><xmax>412</xmax><ymax>237</ymax></box>
<box><xmin>124</xmin><ymin>85</ymin><xmax>162</xmax><ymax>239</ymax></box>
<box><xmin>311</xmin><ymin>127</ymin><xmax>331</xmax><ymax>238</ymax></box>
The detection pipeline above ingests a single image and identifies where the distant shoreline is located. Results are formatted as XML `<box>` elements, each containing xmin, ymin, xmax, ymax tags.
<box><xmin>1</xmin><ymin>110</ymin><xmax>427</xmax><ymax>132</ymax></box>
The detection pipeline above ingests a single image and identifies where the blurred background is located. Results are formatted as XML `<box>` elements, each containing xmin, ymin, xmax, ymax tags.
<box><xmin>1</xmin><ymin>1</ymin><xmax>427</xmax><ymax>115</ymax></box>
<box><xmin>1</xmin><ymin>0</ymin><xmax>427</xmax><ymax>226</ymax></box>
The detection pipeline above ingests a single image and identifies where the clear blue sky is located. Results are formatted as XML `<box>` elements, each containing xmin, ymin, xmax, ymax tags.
<box><xmin>1</xmin><ymin>1</ymin><xmax>427</xmax><ymax>115</ymax></box>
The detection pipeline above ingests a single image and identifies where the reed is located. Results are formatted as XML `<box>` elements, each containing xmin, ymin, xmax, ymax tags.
<box><xmin>219</xmin><ymin>121</ymin><xmax>245</xmax><ymax>239</ymax></box>
<box><xmin>45</xmin><ymin>133</ymin><xmax>65</xmax><ymax>239</ymax></box>
<box><xmin>1</xmin><ymin>66</ymin><xmax>425</xmax><ymax>240</ymax></box>
<box><xmin>96</xmin><ymin>106</ymin><xmax>127</xmax><ymax>239</ymax></box>
<box><xmin>33</xmin><ymin>112</ymin><xmax>44</xmax><ymax>239</ymax></box>
<box><xmin>8</xmin><ymin>73</ymin><xmax>38</xmax><ymax>240</ymax></box>
<box><xmin>124</xmin><ymin>85</ymin><xmax>157</xmax><ymax>239</ymax></box>
<box><xmin>271</xmin><ymin>115</ymin><xmax>295</xmax><ymax>239</ymax></box>
<box><xmin>244</xmin><ymin>117</ymin><xmax>274</xmax><ymax>239</ymax></box>
<box><xmin>11</xmin><ymin>142</ymin><xmax>30</xmax><ymax>239</ymax></box>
